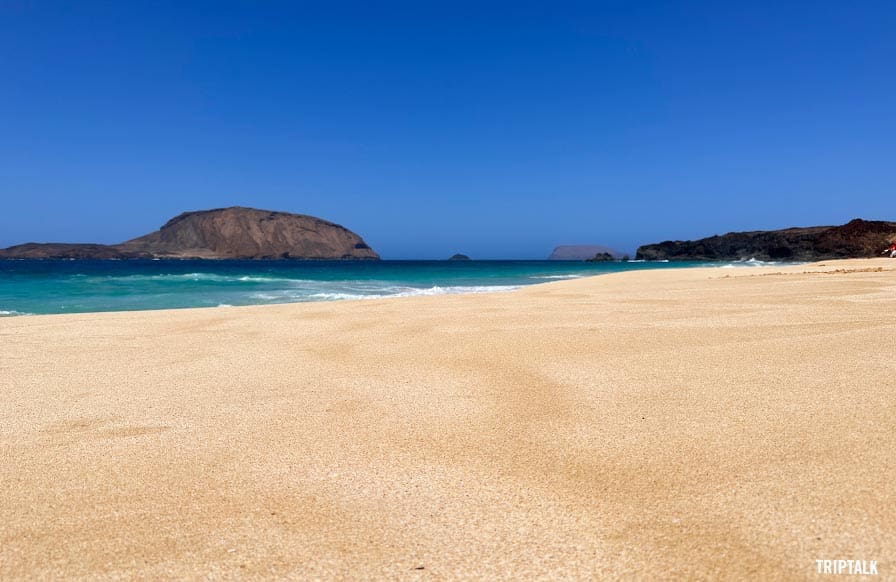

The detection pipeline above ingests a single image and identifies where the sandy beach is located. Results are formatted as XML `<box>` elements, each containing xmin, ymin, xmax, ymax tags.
<box><xmin>1</xmin><ymin>259</ymin><xmax>894</xmax><ymax>580</ymax></box>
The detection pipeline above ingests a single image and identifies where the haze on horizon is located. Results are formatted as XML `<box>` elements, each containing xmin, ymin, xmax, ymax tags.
<box><xmin>1</xmin><ymin>1</ymin><xmax>894</xmax><ymax>259</ymax></box>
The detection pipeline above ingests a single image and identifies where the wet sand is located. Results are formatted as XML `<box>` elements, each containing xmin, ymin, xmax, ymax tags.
<box><xmin>1</xmin><ymin>259</ymin><xmax>894</xmax><ymax>579</ymax></box>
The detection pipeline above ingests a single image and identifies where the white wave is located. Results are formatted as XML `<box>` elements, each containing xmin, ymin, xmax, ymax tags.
<box><xmin>308</xmin><ymin>285</ymin><xmax>521</xmax><ymax>302</ymax></box>
<box><xmin>308</xmin><ymin>292</ymin><xmax>378</xmax><ymax>301</ymax></box>
<box><xmin>103</xmin><ymin>273</ymin><xmax>314</xmax><ymax>284</ymax></box>
<box><xmin>529</xmin><ymin>274</ymin><xmax>585</xmax><ymax>280</ymax></box>
<box><xmin>394</xmin><ymin>285</ymin><xmax>520</xmax><ymax>296</ymax></box>
<box><xmin>0</xmin><ymin>310</ymin><xmax>32</xmax><ymax>317</ymax></box>
<box><xmin>235</xmin><ymin>275</ymin><xmax>303</xmax><ymax>283</ymax></box>
<box><xmin>719</xmin><ymin>258</ymin><xmax>783</xmax><ymax>268</ymax></box>
<box><xmin>168</xmin><ymin>273</ymin><xmax>275</xmax><ymax>282</ymax></box>
<box><xmin>249</xmin><ymin>292</ymin><xmax>284</xmax><ymax>300</ymax></box>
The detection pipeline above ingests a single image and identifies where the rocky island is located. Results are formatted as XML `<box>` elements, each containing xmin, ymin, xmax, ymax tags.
<box><xmin>0</xmin><ymin>207</ymin><xmax>379</xmax><ymax>260</ymax></box>
<box><xmin>585</xmin><ymin>252</ymin><xmax>618</xmax><ymax>262</ymax></box>
<box><xmin>549</xmin><ymin>245</ymin><xmax>623</xmax><ymax>260</ymax></box>
<box><xmin>636</xmin><ymin>219</ymin><xmax>896</xmax><ymax>261</ymax></box>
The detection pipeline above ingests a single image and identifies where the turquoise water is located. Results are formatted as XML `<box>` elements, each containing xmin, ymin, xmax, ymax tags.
<box><xmin>0</xmin><ymin>259</ymin><xmax>752</xmax><ymax>316</ymax></box>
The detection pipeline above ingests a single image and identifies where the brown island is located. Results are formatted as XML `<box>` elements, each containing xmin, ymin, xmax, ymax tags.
<box><xmin>0</xmin><ymin>207</ymin><xmax>379</xmax><ymax>260</ymax></box>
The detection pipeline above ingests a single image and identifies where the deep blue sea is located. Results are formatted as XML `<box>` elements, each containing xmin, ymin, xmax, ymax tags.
<box><xmin>0</xmin><ymin>259</ymin><xmax>767</xmax><ymax>316</ymax></box>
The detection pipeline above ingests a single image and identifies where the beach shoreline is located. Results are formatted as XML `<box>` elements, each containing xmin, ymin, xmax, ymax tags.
<box><xmin>2</xmin><ymin>258</ymin><xmax>894</xmax><ymax>579</ymax></box>
<box><xmin>0</xmin><ymin>258</ymin><xmax>702</xmax><ymax>317</ymax></box>
<box><xmin>0</xmin><ymin>259</ymin><xmax>873</xmax><ymax>317</ymax></box>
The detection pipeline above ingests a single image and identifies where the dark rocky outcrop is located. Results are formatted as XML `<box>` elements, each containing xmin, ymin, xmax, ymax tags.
<box><xmin>585</xmin><ymin>252</ymin><xmax>617</xmax><ymax>262</ymax></box>
<box><xmin>448</xmin><ymin>253</ymin><xmax>471</xmax><ymax>261</ymax></box>
<box><xmin>0</xmin><ymin>243</ymin><xmax>151</xmax><ymax>260</ymax></box>
<box><xmin>549</xmin><ymin>245</ymin><xmax>623</xmax><ymax>260</ymax></box>
<box><xmin>0</xmin><ymin>207</ymin><xmax>379</xmax><ymax>260</ymax></box>
<box><xmin>636</xmin><ymin>219</ymin><xmax>896</xmax><ymax>261</ymax></box>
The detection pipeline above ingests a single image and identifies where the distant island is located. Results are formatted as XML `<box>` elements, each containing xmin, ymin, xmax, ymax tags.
<box><xmin>0</xmin><ymin>207</ymin><xmax>379</xmax><ymax>260</ymax></box>
<box><xmin>585</xmin><ymin>252</ymin><xmax>618</xmax><ymax>262</ymax></box>
<box><xmin>549</xmin><ymin>245</ymin><xmax>624</xmax><ymax>260</ymax></box>
<box><xmin>636</xmin><ymin>219</ymin><xmax>896</xmax><ymax>261</ymax></box>
<box><xmin>5</xmin><ymin>211</ymin><xmax>894</xmax><ymax>263</ymax></box>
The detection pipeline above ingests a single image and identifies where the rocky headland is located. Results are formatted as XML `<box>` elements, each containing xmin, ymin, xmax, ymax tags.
<box><xmin>636</xmin><ymin>219</ymin><xmax>896</xmax><ymax>261</ymax></box>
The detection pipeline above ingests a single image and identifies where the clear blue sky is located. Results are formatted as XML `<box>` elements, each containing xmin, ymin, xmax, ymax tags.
<box><xmin>1</xmin><ymin>1</ymin><xmax>893</xmax><ymax>258</ymax></box>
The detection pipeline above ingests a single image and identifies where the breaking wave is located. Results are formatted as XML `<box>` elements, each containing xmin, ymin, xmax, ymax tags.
<box><xmin>719</xmin><ymin>258</ymin><xmax>784</xmax><ymax>268</ymax></box>
<box><xmin>250</xmin><ymin>285</ymin><xmax>521</xmax><ymax>303</ymax></box>
<box><xmin>103</xmin><ymin>273</ymin><xmax>312</xmax><ymax>284</ymax></box>
<box><xmin>0</xmin><ymin>310</ymin><xmax>32</xmax><ymax>317</ymax></box>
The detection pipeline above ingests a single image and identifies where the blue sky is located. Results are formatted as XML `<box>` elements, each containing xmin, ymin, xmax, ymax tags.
<box><xmin>1</xmin><ymin>1</ymin><xmax>894</xmax><ymax>258</ymax></box>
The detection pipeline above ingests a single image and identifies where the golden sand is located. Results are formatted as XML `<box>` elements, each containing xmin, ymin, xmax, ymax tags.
<box><xmin>1</xmin><ymin>259</ymin><xmax>894</xmax><ymax>579</ymax></box>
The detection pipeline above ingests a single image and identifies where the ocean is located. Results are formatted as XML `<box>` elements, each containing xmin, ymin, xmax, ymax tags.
<box><xmin>0</xmin><ymin>259</ymin><xmax>766</xmax><ymax>316</ymax></box>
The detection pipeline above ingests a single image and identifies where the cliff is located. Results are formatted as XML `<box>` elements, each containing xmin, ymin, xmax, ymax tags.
<box><xmin>636</xmin><ymin>219</ymin><xmax>896</xmax><ymax>261</ymax></box>
<box><xmin>0</xmin><ymin>207</ymin><xmax>379</xmax><ymax>260</ymax></box>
